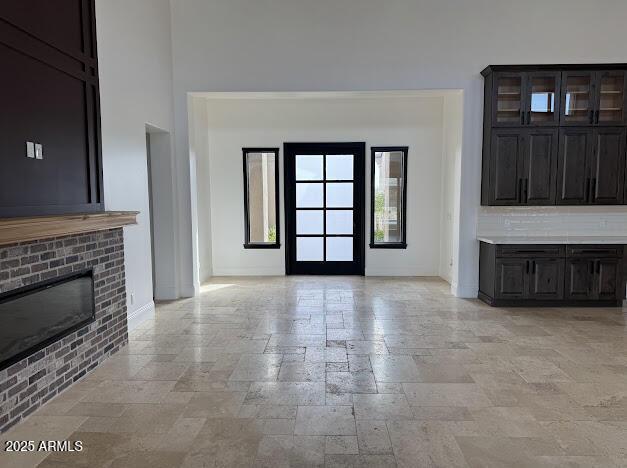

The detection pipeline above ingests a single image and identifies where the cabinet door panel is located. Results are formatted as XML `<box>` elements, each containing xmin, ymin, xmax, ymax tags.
<box><xmin>589</xmin><ymin>128</ymin><xmax>626</xmax><ymax>204</ymax></box>
<box><xmin>595</xmin><ymin>259</ymin><xmax>620</xmax><ymax>300</ymax></box>
<box><xmin>561</xmin><ymin>72</ymin><xmax>595</xmax><ymax>126</ymax></box>
<box><xmin>565</xmin><ymin>259</ymin><xmax>593</xmax><ymax>300</ymax></box>
<box><xmin>528</xmin><ymin>258</ymin><xmax>564</xmax><ymax>300</ymax></box>
<box><xmin>495</xmin><ymin>259</ymin><xmax>527</xmax><ymax>299</ymax></box>
<box><xmin>492</xmin><ymin>73</ymin><xmax>525</xmax><ymax>127</ymax></box>
<box><xmin>596</xmin><ymin>71</ymin><xmax>627</xmax><ymax>125</ymax></box>
<box><xmin>557</xmin><ymin>129</ymin><xmax>592</xmax><ymax>205</ymax></box>
<box><xmin>490</xmin><ymin>130</ymin><xmax>523</xmax><ymax>204</ymax></box>
<box><xmin>522</xmin><ymin>129</ymin><xmax>558</xmax><ymax>204</ymax></box>
<box><xmin>527</xmin><ymin>72</ymin><xmax>561</xmax><ymax>126</ymax></box>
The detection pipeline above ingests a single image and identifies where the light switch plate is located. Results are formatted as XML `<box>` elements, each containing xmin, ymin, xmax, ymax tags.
<box><xmin>35</xmin><ymin>143</ymin><xmax>43</xmax><ymax>160</ymax></box>
<box><xmin>26</xmin><ymin>141</ymin><xmax>35</xmax><ymax>158</ymax></box>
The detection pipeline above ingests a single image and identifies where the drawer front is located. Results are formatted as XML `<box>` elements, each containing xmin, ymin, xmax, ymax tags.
<box><xmin>567</xmin><ymin>246</ymin><xmax>623</xmax><ymax>258</ymax></box>
<box><xmin>496</xmin><ymin>245</ymin><xmax>565</xmax><ymax>257</ymax></box>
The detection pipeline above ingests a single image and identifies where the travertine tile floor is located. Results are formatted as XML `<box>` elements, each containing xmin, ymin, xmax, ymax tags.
<box><xmin>3</xmin><ymin>276</ymin><xmax>627</xmax><ymax>467</ymax></box>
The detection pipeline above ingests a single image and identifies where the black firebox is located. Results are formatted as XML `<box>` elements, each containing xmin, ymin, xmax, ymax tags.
<box><xmin>0</xmin><ymin>270</ymin><xmax>95</xmax><ymax>371</ymax></box>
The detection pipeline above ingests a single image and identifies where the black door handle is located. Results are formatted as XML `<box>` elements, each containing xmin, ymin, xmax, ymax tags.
<box><xmin>584</xmin><ymin>177</ymin><xmax>591</xmax><ymax>203</ymax></box>
<box><xmin>595</xmin><ymin>110</ymin><xmax>600</xmax><ymax>124</ymax></box>
<box><xmin>521</xmin><ymin>112</ymin><xmax>525</xmax><ymax>125</ymax></box>
<box><xmin>590</xmin><ymin>178</ymin><xmax>596</xmax><ymax>203</ymax></box>
<box><xmin>532</xmin><ymin>260</ymin><xmax>536</xmax><ymax>274</ymax></box>
<box><xmin>525</xmin><ymin>260</ymin><xmax>530</xmax><ymax>274</ymax></box>
<box><xmin>524</xmin><ymin>179</ymin><xmax>529</xmax><ymax>203</ymax></box>
<box><xmin>595</xmin><ymin>260</ymin><xmax>601</xmax><ymax>274</ymax></box>
<box><xmin>589</xmin><ymin>110</ymin><xmax>594</xmax><ymax>124</ymax></box>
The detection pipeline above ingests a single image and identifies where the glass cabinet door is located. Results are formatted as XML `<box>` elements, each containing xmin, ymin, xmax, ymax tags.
<box><xmin>493</xmin><ymin>73</ymin><xmax>524</xmax><ymax>126</ymax></box>
<box><xmin>597</xmin><ymin>71</ymin><xmax>626</xmax><ymax>124</ymax></box>
<box><xmin>561</xmin><ymin>72</ymin><xmax>594</xmax><ymax>125</ymax></box>
<box><xmin>527</xmin><ymin>73</ymin><xmax>560</xmax><ymax>125</ymax></box>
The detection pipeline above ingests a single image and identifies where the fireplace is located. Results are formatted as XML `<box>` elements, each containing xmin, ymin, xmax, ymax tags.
<box><xmin>0</xmin><ymin>270</ymin><xmax>95</xmax><ymax>371</ymax></box>
<box><xmin>0</xmin><ymin>213</ymin><xmax>137</xmax><ymax>433</ymax></box>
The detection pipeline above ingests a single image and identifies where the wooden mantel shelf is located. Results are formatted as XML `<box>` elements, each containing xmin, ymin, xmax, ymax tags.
<box><xmin>0</xmin><ymin>211</ymin><xmax>138</xmax><ymax>246</ymax></box>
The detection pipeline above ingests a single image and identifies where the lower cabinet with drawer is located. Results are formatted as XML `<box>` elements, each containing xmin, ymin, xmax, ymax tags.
<box><xmin>479</xmin><ymin>242</ymin><xmax>625</xmax><ymax>306</ymax></box>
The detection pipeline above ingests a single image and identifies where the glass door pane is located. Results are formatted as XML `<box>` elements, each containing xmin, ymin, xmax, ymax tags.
<box><xmin>495</xmin><ymin>75</ymin><xmax>523</xmax><ymax>125</ymax></box>
<box><xmin>297</xmin><ymin>237</ymin><xmax>324</xmax><ymax>261</ymax></box>
<box><xmin>563</xmin><ymin>74</ymin><xmax>593</xmax><ymax>124</ymax></box>
<box><xmin>598</xmin><ymin>73</ymin><xmax>625</xmax><ymax>123</ymax></box>
<box><xmin>295</xmin><ymin>152</ymin><xmax>354</xmax><ymax>263</ymax></box>
<box><xmin>529</xmin><ymin>75</ymin><xmax>558</xmax><ymax>124</ymax></box>
<box><xmin>326</xmin><ymin>237</ymin><xmax>353</xmax><ymax>261</ymax></box>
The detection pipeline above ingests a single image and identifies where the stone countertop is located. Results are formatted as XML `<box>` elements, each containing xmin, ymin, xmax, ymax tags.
<box><xmin>477</xmin><ymin>235</ymin><xmax>627</xmax><ymax>245</ymax></box>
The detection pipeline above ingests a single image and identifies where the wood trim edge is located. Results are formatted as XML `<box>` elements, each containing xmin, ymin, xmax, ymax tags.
<box><xmin>0</xmin><ymin>211</ymin><xmax>138</xmax><ymax>246</ymax></box>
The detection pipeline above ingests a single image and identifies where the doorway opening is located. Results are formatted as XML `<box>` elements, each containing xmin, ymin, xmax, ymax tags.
<box><xmin>145</xmin><ymin>124</ymin><xmax>177</xmax><ymax>300</ymax></box>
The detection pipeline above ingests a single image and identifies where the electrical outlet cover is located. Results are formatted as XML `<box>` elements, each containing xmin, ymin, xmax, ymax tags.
<box><xmin>35</xmin><ymin>143</ymin><xmax>43</xmax><ymax>159</ymax></box>
<box><xmin>26</xmin><ymin>141</ymin><xmax>35</xmax><ymax>158</ymax></box>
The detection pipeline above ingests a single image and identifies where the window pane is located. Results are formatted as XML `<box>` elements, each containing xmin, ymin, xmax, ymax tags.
<box><xmin>373</xmin><ymin>150</ymin><xmax>405</xmax><ymax>244</ymax></box>
<box><xmin>326</xmin><ymin>237</ymin><xmax>353</xmax><ymax>261</ymax></box>
<box><xmin>326</xmin><ymin>154</ymin><xmax>353</xmax><ymax>180</ymax></box>
<box><xmin>326</xmin><ymin>210</ymin><xmax>353</xmax><ymax>234</ymax></box>
<box><xmin>326</xmin><ymin>183</ymin><xmax>353</xmax><ymax>207</ymax></box>
<box><xmin>297</xmin><ymin>237</ymin><xmax>323</xmax><ymax>261</ymax></box>
<box><xmin>297</xmin><ymin>210</ymin><xmax>323</xmax><ymax>235</ymax></box>
<box><xmin>296</xmin><ymin>183</ymin><xmax>323</xmax><ymax>207</ymax></box>
<box><xmin>246</xmin><ymin>152</ymin><xmax>277</xmax><ymax>244</ymax></box>
<box><xmin>296</xmin><ymin>155</ymin><xmax>323</xmax><ymax>180</ymax></box>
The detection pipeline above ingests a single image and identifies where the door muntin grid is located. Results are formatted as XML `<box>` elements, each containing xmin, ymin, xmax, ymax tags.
<box><xmin>295</xmin><ymin>154</ymin><xmax>354</xmax><ymax>262</ymax></box>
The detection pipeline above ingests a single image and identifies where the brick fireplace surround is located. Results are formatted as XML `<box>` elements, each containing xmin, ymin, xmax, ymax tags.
<box><xmin>0</xmin><ymin>225</ymin><xmax>131</xmax><ymax>433</ymax></box>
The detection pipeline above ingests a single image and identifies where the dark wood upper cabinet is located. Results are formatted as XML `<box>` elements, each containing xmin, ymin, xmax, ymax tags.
<box><xmin>560</xmin><ymin>71</ymin><xmax>596</xmax><ymax>126</ymax></box>
<box><xmin>482</xmin><ymin>64</ymin><xmax>627</xmax><ymax>206</ymax></box>
<box><xmin>557</xmin><ymin>128</ymin><xmax>592</xmax><ymax>205</ymax></box>
<box><xmin>522</xmin><ymin>128</ymin><xmax>558</xmax><ymax>204</ymax></box>
<box><xmin>561</xmin><ymin>70</ymin><xmax>627</xmax><ymax>126</ymax></box>
<box><xmin>589</xmin><ymin>127</ymin><xmax>626</xmax><ymax>204</ymax></box>
<box><xmin>489</xmin><ymin>129</ymin><xmax>523</xmax><ymax>204</ymax></box>
<box><xmin>596</xmin><ymin>71</ymin><xmax>627</xmax><ymax>125</ymax></box>
<box><xmin>492</xmin><ymin>72</ymin><xmax>560</xmax><ymax>127</ymax></box>
<box><xmin>527</xmin><ymin>72</ymin><xmax>561</xmax><ymax>126</ymax></box>
<box><xmin>487</xmin><ymin>128</ymin><xmax>557</xmax><ymax>205</ymax></box>
<box><xmin>492</xmin><ymin>72</ymin><xmax>526</xmax><ymax>127</ymax></box>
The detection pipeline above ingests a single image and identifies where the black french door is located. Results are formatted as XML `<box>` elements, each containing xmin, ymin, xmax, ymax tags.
<box><xmin>284</xmin><ymin>142</ymin><xmax>365</xmax><ymax>275</ymax></box>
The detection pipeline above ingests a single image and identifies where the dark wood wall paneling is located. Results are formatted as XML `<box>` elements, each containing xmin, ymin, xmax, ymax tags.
<box><xmin>0</xmin><ymin>0</ymin><xmax>103</xmax><ymax>217</ymax></box>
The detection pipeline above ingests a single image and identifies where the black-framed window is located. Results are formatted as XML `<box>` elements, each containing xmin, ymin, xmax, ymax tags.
<box><xmin>370</xmin><ymin>146</ymin><xmax>408</xmax><ymax>249</ymax></box>
<box><xmin>243</xmin><ymin>148</ymin><xmax>280</xmax><ymax>249</ymax></box>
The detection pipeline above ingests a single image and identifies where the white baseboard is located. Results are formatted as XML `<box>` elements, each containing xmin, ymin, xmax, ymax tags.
<box><xmin>451</xmin><ymin>282</ymin><xmax>477</xmax><ymax>298</ymax></box>
<box><xmin>211</xmin><ymin>267</ymin><xmax>285</xmax><ymax>276</ymax></box>
<box><xmin>127</xmin><ymin>300</ymin><xmax>155</xmax><ymax>330</ymax></box>
<box><xmin>154</xmin><ymin>284</ymin><xmax>177</xmax><ymax>301</ymax></box>
<box><xmin>365</xmin><ymin>267</ymin><xmax>435</xmax><ymax>276</ymax></box>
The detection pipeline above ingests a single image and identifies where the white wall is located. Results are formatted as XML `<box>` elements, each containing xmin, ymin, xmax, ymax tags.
<box><xmin>439</xmin><ymin>93</ymin><xmax>463</xmax><ymax>283</ymax></box>
<box><xmin>199</xmin><ymin>95</ymin><xmax>446</xmax><ymax>276</ymax></box>
<box><xmin>96</xmin><ymin>0</ymin><xmax>176</xmax><ymax>315</ymax></box>
<box><xmin>170</xmin><ymin>0</ymin><xmax>627</xmax><ymax>297</ymax></box>
<box><xmin>190</xmin><ymin>99</ymin><xmax>213</xmax><ymax>283</ymax></box>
